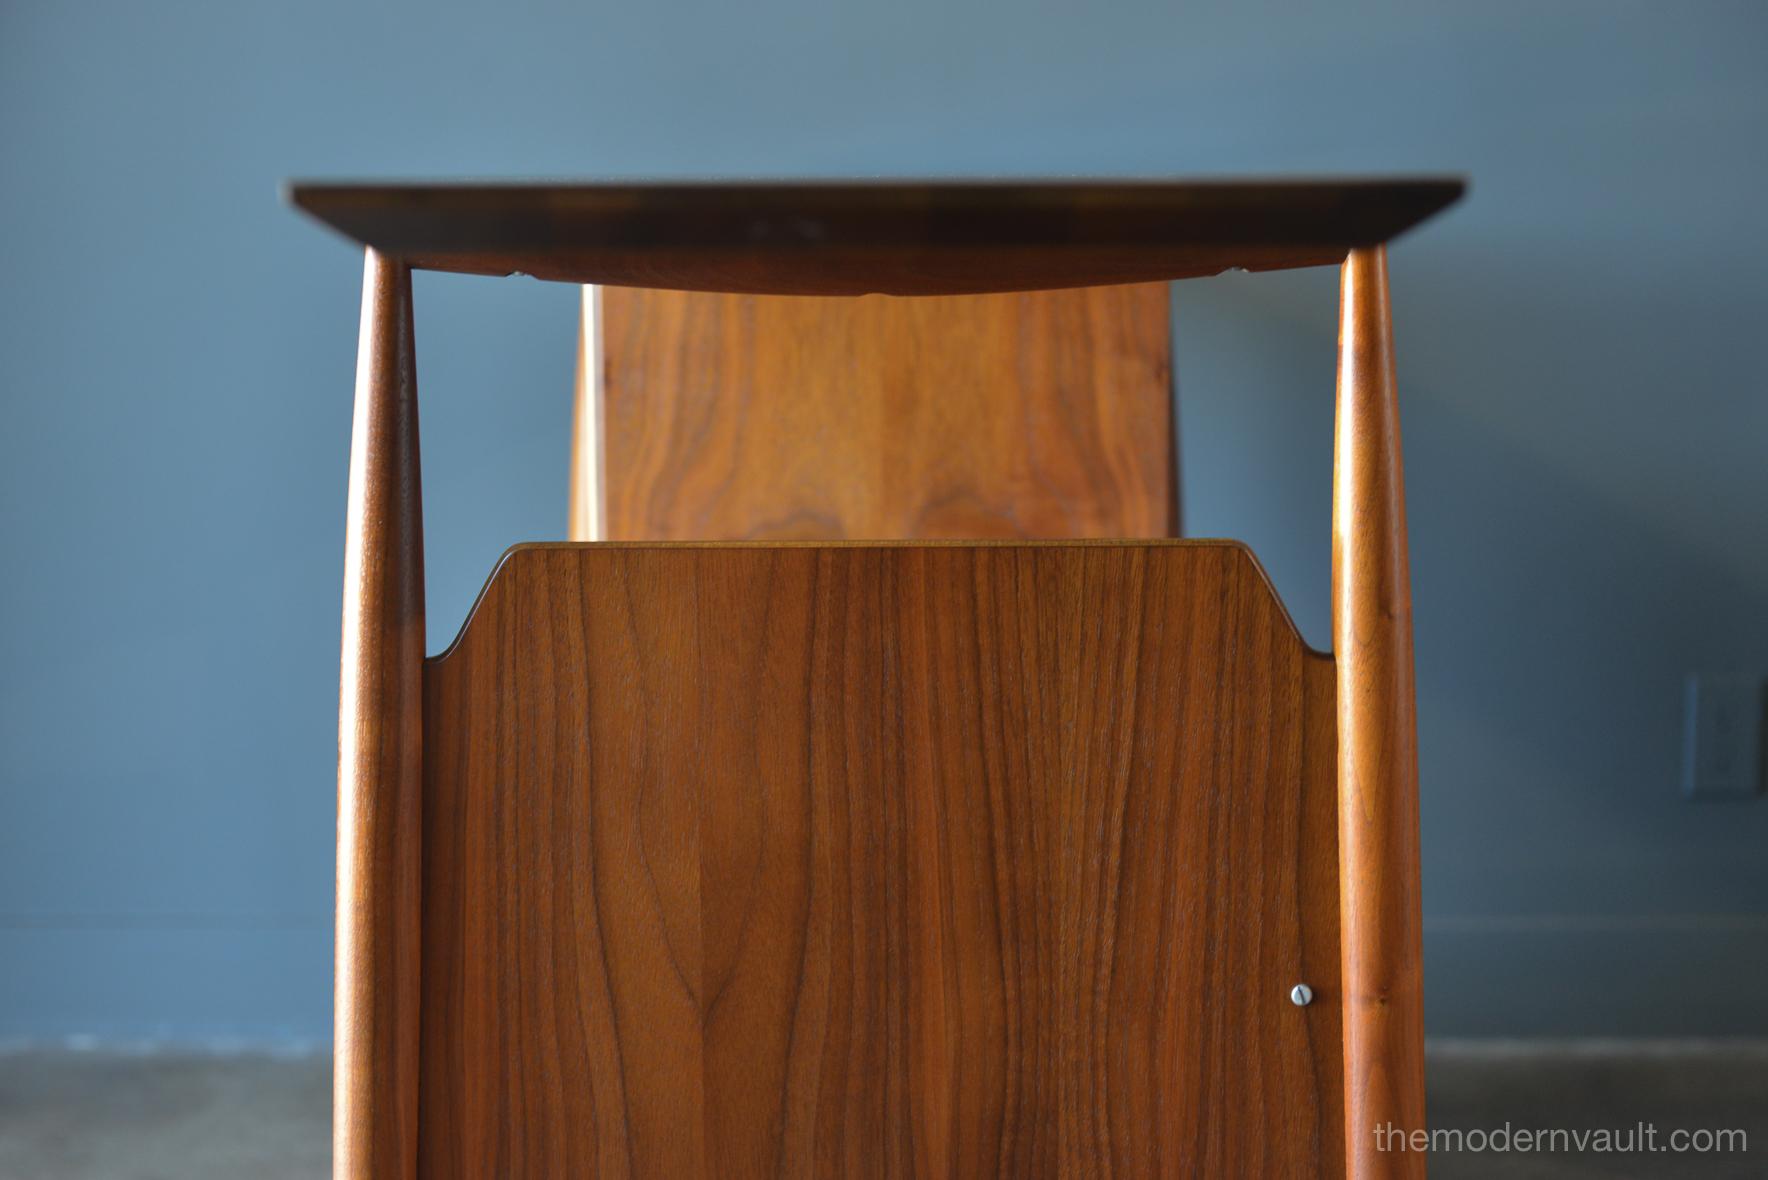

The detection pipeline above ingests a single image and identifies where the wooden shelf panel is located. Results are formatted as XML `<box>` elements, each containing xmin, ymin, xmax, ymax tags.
<box><xmin>596</xmin><ymin>283</ymin><xmax>1178</xmax><ymax>538</ymax></box>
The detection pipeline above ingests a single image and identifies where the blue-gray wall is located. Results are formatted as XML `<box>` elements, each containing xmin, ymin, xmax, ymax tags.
<box><xmin>2</xmin><ymin>0</ymin><xmax>1764</xmax><ymax>1045</ymax></box>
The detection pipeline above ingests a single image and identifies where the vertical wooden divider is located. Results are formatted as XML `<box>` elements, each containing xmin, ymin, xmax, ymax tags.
<box><xmin>589</xmin><ymin>284</ymin><xmax>1177</xmax><ymax>542</ymax></box>
<box><xmin>567</xmin><ymin>285</ymin><xmax>604</xmax><ymax>542</ymax></box>
<box><xmin>337</xmin><ymin>248</ymin><xmax>425</xmax><ymax>1180</ymax></box>
<box><xmin>1333</xmin><ymin>245</ymin><xmax>1427</xmax><ymax>1178</ymax></box>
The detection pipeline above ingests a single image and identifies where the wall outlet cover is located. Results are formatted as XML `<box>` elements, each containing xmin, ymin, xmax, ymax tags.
<box><xmin>1681</xmin><ymin>675</ymin><xmax>1766</xmax><ymax>800</ymax></box>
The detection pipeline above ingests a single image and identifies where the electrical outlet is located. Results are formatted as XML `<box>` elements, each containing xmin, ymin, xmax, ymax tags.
<box><xmin>1681</xmin><ymin>675</ymin><xmax>1766</xmax><ymax>800</ymax></box>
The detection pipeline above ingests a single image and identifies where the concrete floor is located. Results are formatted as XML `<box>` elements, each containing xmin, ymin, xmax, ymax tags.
<box><xmin>1424</xmin><ymin>1043</ymin><xmax>1767</xmax><ymax>1179</ymax></box>
<box><xmin>0</xmin><ymin>1050</ymin><xmax>329</xmax><ymax>1180</ymax></box>
<box><xmin>0</xmin><ymin>1044</ymin><xmax>1763</xmax><ymax>1178</ymax></box>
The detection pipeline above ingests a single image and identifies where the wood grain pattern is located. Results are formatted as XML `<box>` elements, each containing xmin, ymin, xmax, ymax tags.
<box><xmin>287</xmin><ymin>179</ymin><xmax>1465</xmax><ymax>295</ymax></box>
<box><xmin>597</xmin><ymin>285</ymin><xmax>1176</xmax><ymax>541</ymax></box>
<box><xmin>1332</xmin><ymin>247</ymin><xmax>1427</xmax><ymax>1176</ymax></box>
<box><xmin>337</xmin><ymin>250</ymin><xmax>424</xmax><ymax>1180</ymax></box>
<box><xmin>418</xmin><ymin>541</ymin><xmax>1342</xmax><ymax>1177</ymax></box>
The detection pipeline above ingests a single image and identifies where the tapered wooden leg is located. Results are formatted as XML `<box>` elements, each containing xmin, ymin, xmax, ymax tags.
<box><xmin>567</xmin><ymin>284</ymin><xmax>604</xmax><ymax>542</ymax></box>
<box><xmin>1333</xmin><ymin>246</ymin><xmax>1427</xmax><ymax>1177</ymax></box>
<box><xmin>337</xmin><ymin>249</ymin><xmax>424</xmax><ymax>1180</ymax></box>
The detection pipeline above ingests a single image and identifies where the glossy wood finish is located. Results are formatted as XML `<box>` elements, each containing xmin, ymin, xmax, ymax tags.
<box><xmin>288</xmin><ymin>180</ymin><xmax>1464</xmax><ymax>295</ymax></box>
<box><xmin>337</xmin><ymin>251</ymin><xmax>424</xmax><ymax>1180</ymax></box>
<box><xmin>308</xmin><ymin>176</ymin><xmax>1459</xmax><ymax>1178</ymax></box>
<box><xmin>594</xmin><ymin>284</ymin><xmax>1176</xmax><ymax>541</ymax></box>
<box><xmin>1332</xmin><ymin>247</ymin><xmax>1426</xmax><ymax>1176</ymax></box>
<box><xmin>419</xmin><ymin>541</ymin><xmax>1343</xmax><ymax>1178</ymax></box>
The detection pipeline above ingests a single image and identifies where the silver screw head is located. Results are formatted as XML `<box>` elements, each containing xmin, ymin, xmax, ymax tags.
<box><xmin>1290</xmin><ymin>983</ymin><xmax>1314</xmax><ymax>1007</ymax></box>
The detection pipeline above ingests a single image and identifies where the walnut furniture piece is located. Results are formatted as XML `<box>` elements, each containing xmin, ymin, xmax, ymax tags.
<box><xmin>293</xmin><ymin>178</ymin><xmax>1463</xmax><ymax>1179</ymax></box>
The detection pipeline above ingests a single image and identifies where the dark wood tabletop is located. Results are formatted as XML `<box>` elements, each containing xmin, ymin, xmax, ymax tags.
<box><xmin>288</xmin><ymin>178</ymin><xmax>1464</xmax><ymax>296</ymax></box>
